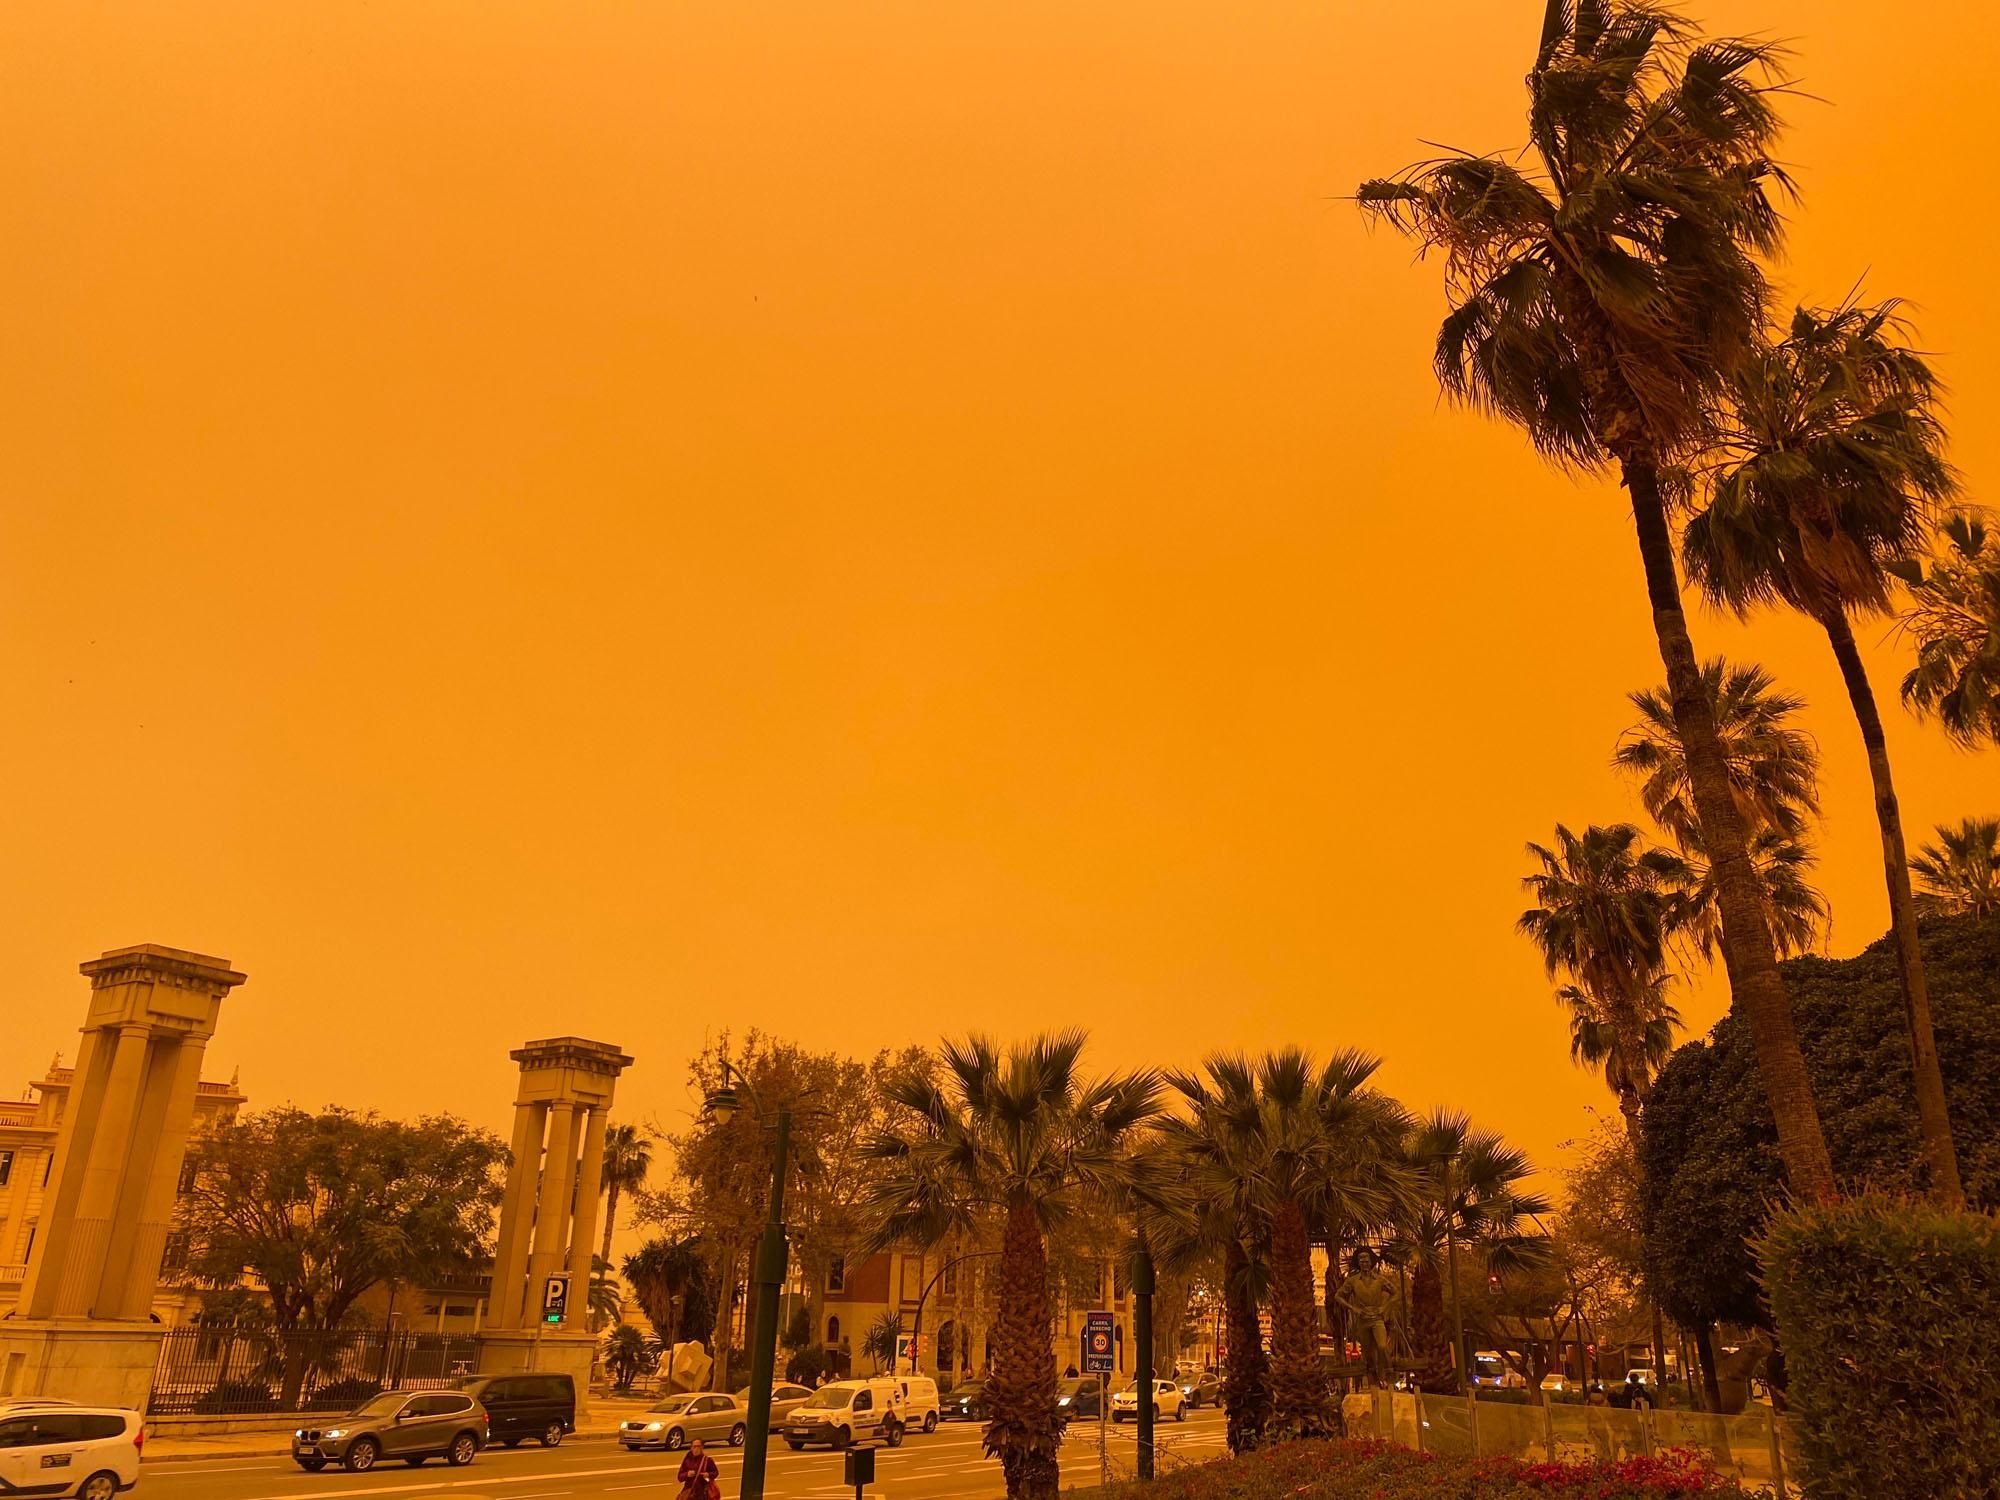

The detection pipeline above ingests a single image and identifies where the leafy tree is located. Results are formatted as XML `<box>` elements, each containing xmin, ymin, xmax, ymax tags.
<box><xmin>1641</xmin><ymin>913</ymin><xmax>2000</xmax><ymax>1359</ymax></box>
<box><xmin>1901</xmin><ymin>512</ymin><xmax>2000</xmax><ymax>746</ymax></box>
<box><xmin>1912</xmin><ymin>817</ymin><xmax>2000</xmax><ymax>919</ymax></box>
<box><xmin>1615</xmin><ymin>659</ymin><xmax>1829</xmax><ymax>956</ymax></box>
<box><xmin>1518</xmin><ymin>823</ymin><xmax>1686</xmax><ymax>1140</ymax></box>
<box><xmin>1357</xmin><ymin>0</ymin><xmax>1837</xmax><ymax>1199</ymax></box>
<box><xmin>1682</xmin><ymin>298</ymin><xmax>1965</xmax><ymax>1207</ymax></box>
<box><xmin>864</xmin><ymin>1032</ymin><xmax>1165</xmax><ymax>1500</ymax></box>
<box><xmin>179</xmin><ymin>1108</ymin><xmax>503</xmax><ymax>1333</ymax></box>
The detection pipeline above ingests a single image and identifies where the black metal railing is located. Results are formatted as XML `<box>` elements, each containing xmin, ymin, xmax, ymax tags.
<box><xmin>148</xmin><ymin>1326</ymin><xmax>480</xmax><ymax>1416</ymax></box>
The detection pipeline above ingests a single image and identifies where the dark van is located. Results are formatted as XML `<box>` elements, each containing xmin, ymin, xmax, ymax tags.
<box><xmin>452</xmin><ymin>1372</ymin><xmax>576</xmax><ymax>1447</ymax></box>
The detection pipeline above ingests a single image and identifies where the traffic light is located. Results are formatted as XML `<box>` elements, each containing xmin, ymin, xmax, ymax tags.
<box><xmin>543</xmin><ymin>1274</ymin><xmax>570</xmax><ymax>1325</ymax></box>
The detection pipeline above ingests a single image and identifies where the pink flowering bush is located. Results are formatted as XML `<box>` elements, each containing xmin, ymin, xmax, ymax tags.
<box><xmin>1093</xmin><ymin>1439</ymin><xmax>1750</xmax><ymax>1500</ymax></box>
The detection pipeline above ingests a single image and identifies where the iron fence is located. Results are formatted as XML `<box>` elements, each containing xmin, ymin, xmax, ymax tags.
<box><xmin>148</xmin><ymin>1326</ymin><xmax>480</xmax><ymax>1416</ymax></box>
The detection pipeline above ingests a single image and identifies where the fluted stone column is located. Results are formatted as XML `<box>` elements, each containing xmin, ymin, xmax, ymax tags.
<box><xmin>101</xmin><ymin>1034</ymin><xmax>208</xmax><ymax>1320</ymax></box>
<box><xmin>489</xmin><ymin>1101</ymin><xmax>547</xmax><ymax>1330</ymax></box>
<box><xmin>565</xmin><ymin>1106</ymin><xmax>607</xmax><ymax>1327</ymax></box>
<box><xmin>524</xmin><ymin>1099</ymin><xmax>581</xmax><ymax>1323</ymax></box>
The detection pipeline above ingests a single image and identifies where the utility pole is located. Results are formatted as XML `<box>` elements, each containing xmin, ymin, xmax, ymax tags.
<box><xmin>1133</xmin><ymin>1243</ymin><xmax>1155</xmax><ymax>1481</ymax></box>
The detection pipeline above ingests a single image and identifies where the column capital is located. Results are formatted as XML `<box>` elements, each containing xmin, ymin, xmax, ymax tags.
<box><xmin>79</xmin><ymin>945</ymin><xmax>245</xmax><ymax>1043</ymax></box>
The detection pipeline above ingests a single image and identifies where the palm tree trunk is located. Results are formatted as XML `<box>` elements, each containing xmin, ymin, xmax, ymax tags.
<box><xmin>1408</xmin><ymin>1260</ymin><xmax>1454</xmax><ymax>1394</ymax></box>
<box><xmin>1266</xmin><ymin>1200</ymin><xmax>1332</xmax><ymax>1438</ymax></box>
<box><xmin>1220</xmin><ymin>1235</ymin><xmax>1270</xmax><ymax>1455</ymax></box>
<box><xmin>1820</xmin><ymin>607</ymin><xmax>1966</xmax><ymax>1209</ymax></box>
<box><xmin>600</xmin><ymin>1178</ymin><xmax>621</xmax><ymax>1272</ymax></box>
<box><xmin>1624</xmin><ymin>457</ymin><xmax>1837</xmax><ymax>1201</ymax></box>
<box><xmin>990</xmin><ymin>1198</ymin><xmax>1059</xmax><ymax>1500</ymax></box>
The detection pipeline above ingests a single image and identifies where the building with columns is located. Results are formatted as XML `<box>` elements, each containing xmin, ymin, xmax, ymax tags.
<box><xmin>0</xmin><ymin>1057</ymin><xmax>246</xmax><ymax>1321</ymax></box>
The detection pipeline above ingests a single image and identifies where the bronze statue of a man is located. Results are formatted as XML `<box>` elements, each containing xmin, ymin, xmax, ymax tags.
<box><xmin>1334</xmin><ymin>1247</ymin><xmax>1398</xmax><ymax>1389</ymax></box>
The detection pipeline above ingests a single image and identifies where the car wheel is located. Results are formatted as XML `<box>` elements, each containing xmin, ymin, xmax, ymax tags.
<box><xmin>77</xmin><ymin>1474</ymin><xmax>121</xmax><ymax>1500</ymax></box>
<box><xmin>448</xmin><ymin>1432</ymin><xmax>478</xmax><ymax>1466</ymax></box>
<box><xmin>832</xmin><ymin>1426</ymin><xmax>851</xmax><ymax>1450</ymax></box>
<box><xmin>665</xmin><ymin>1427</ymin><xmax>687</xmax><ymax>1451</ymax></box>
<box><xmin>344</xmin><ymin>1437</ymin><xmax>380</xmax><ymax>1473</ymax></box>
<box><xmin>541</xmin><ymin>1421</ymin><xmax>565</xmax><ymax>1448</ymax></box>
<box><xmin>296</xmin><ymin>1456</ymin><xmax>328</xmax><ymax>1472</ymax></box>
<box><xmin>728</xmin><ymin>1423</ymin><xmax>747</xmax><ymax>1447</ymax></box>
<box><xmin>922</xmin><ymin>1413</ymin><xmax>938</xmax><ymax>1434</ymax></box>
<box><xmin>1176</xmin><ymin>1405</ymin><xmax>1187</xmax><ymax>1422</ymax></box>
<box><xmin>882</xmin><ymin>1420</ymin><xmax>904</xmax><ymax>1448</ymax></box>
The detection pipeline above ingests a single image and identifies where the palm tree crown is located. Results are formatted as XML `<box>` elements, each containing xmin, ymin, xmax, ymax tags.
<box><xmin>1902</xmin><ymin>513</ymin><xmax>2000</xmax><ymax>747</ymax></box>
<box><xmin>1911</xmin><ymin>818</ymin><xmax>2000</xmax><ymax>920</ymax></box>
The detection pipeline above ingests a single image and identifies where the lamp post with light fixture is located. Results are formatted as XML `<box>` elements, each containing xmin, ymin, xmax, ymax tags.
<box><xmin>704</xmin><ymin>1064</ymin><xmax>791</xmax><ymax>1500</ymax></box>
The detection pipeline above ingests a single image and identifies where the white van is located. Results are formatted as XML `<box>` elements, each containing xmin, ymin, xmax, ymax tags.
<box><xmin>781</xmin><ymin>1378</ymin><xmax>906</xmax><ymax>1450</ymax></box>
<box><xmin>0</xmin><ymin>1403</ymin><xmax>143</xmax><ymax>1499</ymax></box>
<box><xmin>896</xmin><ymin>1374</ymin><xmax>939</xmax><ymax>1433</ymax></box>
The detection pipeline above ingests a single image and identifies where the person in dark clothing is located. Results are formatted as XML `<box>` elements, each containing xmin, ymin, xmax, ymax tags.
<box><xmin>1623</xmin><ymin>1371</ymin><xmax>1656</xmax><ymax>1409</ymax></box>
<box><xmin>677</xmin><ymin>1439</ymin><xmax>720</xmax><ymax>1500</ymax></box>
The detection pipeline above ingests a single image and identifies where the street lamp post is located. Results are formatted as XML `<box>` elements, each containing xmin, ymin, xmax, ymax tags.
<box><xmin>1133</xmin><ymin>1243</ymin><xmax>1156</xmax><ymax>1481</ymax></box>
<box><xmin>706</xmin><ymin>1071</ymin><xmax>792</xmax><ymax>1500</ymax></box>
<box><xmin>904</xmin><ymin>1250</ymin><xmax>1003</xmax><ymax>1375</ymax></box>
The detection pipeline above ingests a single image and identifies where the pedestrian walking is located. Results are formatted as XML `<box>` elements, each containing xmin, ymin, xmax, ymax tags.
<box><xmin>677</xmin><ymin>1439</ymin><xmax>720</xmax><ymax>1500</ymax></box>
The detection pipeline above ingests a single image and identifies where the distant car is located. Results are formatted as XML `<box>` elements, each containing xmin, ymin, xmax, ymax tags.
<box><xmin>621</xmin><ymin>1392</ymin><xmax>747</xmax><ymax>1452</ymax></box>
<box><xmin>943</xmin><ymin>1381</ymin><xmax>988</xmax><ymax>1421</ymax></box>
<box><xmin>737</xmin><ymin>1383</ymin><xmax>815</xmax><ymax>1425</ymax></box>
<box><xmin>0</xmin><ymin>1403</ymin><xmax>142</xmax><ymax>1499</ymax></box>
<box><xmin>1110</xmin><ymin>1380</ymin><xmax>1185</xmax><ymax>1423</ymax></box>
<box><xmin>1178</xmin><ymin>1372</ymin><xmax>1221</xmax><ymax>1409</ymax></box>
<box><xmin>1470</xmin><ymin>1352</ymin><xmax>1509</xmax><ymax>1389</ymax></box>
<box><xmin>293</xmin><ymin>1390</ymin><xmax>486</xmax><ymax>1473</ymax></box>
<box><xmin>1539</xmin><ymin>1374</ymin><xmax>1571</xmax><ymax>1394</ymax></box>
<box><xmin>1055</xmin><ymin>1377</ymin><xmax>1101</xmax><ymax>1417</ymax></box>
<box><xmin>452</xmin><ymin>1371</ymin><xmax>575</xmax><ymax>1448</ymax></box>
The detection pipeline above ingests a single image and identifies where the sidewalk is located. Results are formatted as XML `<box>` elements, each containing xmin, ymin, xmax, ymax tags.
<box><xmin>143</xmin><ymin>1413</ymin><xmax>633</xmax><ymax>1464</ymax></box>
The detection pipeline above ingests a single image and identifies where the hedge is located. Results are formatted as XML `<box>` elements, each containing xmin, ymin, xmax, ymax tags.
<box><xmin>1759</xmin><ymin>1194</ymin><xmax>2000</xmax><ymax>1500</ymax></box>
<box><xmin>1090</xmin><ymin>1438</ymin><xmax>1750</xmax><ymax>1500</ymax></box>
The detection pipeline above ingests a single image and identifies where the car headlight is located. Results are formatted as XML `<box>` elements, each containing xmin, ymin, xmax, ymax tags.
<box><xmin>323</xmin><ymin>1429</ymin><xmax>347</xmax><ymax>1440</ymax></box>
<box><xmin>645</xmin><ymin>1423</ymin><xmax>663</xmax><ymax>1431</ymax></box>
<box><xmin>1057</xmin><ymin>1397</ymin><xmax>1070</xmax><ymax>1406</ymax></box>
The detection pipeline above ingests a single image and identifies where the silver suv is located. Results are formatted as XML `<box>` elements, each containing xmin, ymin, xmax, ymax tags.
<box><xmin>293</xmin><ymin>1390</ymin><xmax>487</xmax><ymax>1473</ymax></box>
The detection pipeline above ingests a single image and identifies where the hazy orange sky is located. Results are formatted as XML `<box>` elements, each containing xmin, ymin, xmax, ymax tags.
<box><xmin>3</xmin><ymin>2</ymin><xmax>1994</xmax><ymax>1229</ymax></box>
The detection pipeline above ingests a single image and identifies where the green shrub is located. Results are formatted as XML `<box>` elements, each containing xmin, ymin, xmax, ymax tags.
<box><xmin>1759</xmin><ymin>1194</ymin><xmax>2000</xmax><ymax>1499</ymax></box>
<box><xmin>191</xmin><ymin>1378</ymin><xmax>280</xmax><ymax>1414</ymax></box>
<box><xmin>304</xmin><ymin>1375</ymin><xmax>383</xmax><ymax>1410</ymax></box>
<box><xmin>1089</xmin><ymin>1437</ymin><xmax>1749</xmax><ymax>1499</ymax></box>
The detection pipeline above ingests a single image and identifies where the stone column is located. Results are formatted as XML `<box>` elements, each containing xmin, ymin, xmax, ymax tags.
<box><xmin>44</xmin><ymin>1024</ymin><xmax>150</xmax><ymax>1318</ymax></box>
<box><xmin>488</xmin><ymin>1102</ymin><xmax>547</xmax><ymax>1330</ymax></box>
<box><xmin>100</xmin><ymin>1034</ymin><xmax>208</xmax><ymax>1320</ymax></box>
<box><xmin>524</xmin><ymin>1099</ymin><xmax>581</xmax><ymax>1320</ymax></box>
<box><xmin>565</xmin><ymin>1106</ymin><xmax>607</xmax><ymax>1328</ymax></box>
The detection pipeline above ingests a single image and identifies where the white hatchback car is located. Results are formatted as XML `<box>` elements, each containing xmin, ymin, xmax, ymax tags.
<box><xmin>1110</xmin><ymin>1379</ymin><xmax>1185</xmax><ymax>1423</ymax></box>
<box><xmin>0</xmin><ymin>1402</ymin><xmax>143</xmax><ymax>1498</ymax></box>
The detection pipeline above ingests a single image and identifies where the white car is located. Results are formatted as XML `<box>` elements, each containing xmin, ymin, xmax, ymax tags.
<box><xmin>1110</xmin><ymin>1379</ymin><xmax>1185</xmax><ymax>1423</ymax></box>
<box><xmin>0</xmin><ymin>1403</ymin><xmax>142</xmax><ymax>1499</ymax></box>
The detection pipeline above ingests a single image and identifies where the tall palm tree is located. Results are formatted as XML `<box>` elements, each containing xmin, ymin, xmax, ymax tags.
<box><xmin>1357</xmin><ymin>1</ymin><xmax>1837</xmax><ymax>1199</ymax></box>
<box><xmin>599</xmin><ymin>1122</ymin><xmax>655</xmax><ymax>1275</ymax></box>
<box><xmin>1682</xmin><ymin>299</ymin><xmax>1964</xmax><ymax>1207</ymax></box>
<box><xmin>1615</xmin><ymin>659</ymin><xmax>1830</xmax><ymax>957</ymax></box>
<box><xmin>1902</xmin><ymin>513</ymin><xmax>2000</xmax><ymax>746</ymax></box>
<box><xmin>1389</xmin><ymin>1111</ymin><xmax>1551</xmax><ymax>1394</ymax></box>
<box><xmin>623</xmin><ymin>1234</ymin><xmax>712</xmax><ymax>1347</ymax></box>
<box><xmin>1911</xmin><ymin>817</ymin><xmax>2000</xmax><ymax>919</ymax></box>
<box><xmin>1155</xmin><ymin>1061</ymin><xmax>1271</xmax><ymax>1455</ymax></box>
<box><xmin>863</xmin><ymin>1033</ymin><xmax>1164</xmax><ymax>1500</ymax></box>
<box><xmin>1519</xmin><ymin>824</ymin><xmax>1685</xmax><ymax>1142</ymax></box>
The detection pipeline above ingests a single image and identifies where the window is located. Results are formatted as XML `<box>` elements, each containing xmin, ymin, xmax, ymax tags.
<box><xmin>0</xmin><ymin>1414</ymin><xmax>82</xmax><ymax>1447</ymax></box>
<box><xmin>940</xmin><ymin>1261</ymin><xmax>957</xmax><ymax>1295</ymax></box>
<box><xmin>0</xmin><ymin>1149</ymin><xmax>12</xmax><ymax>1186</ymax></box>
<box><xmin>162</xmin><ymin>1231</ymin><xmax>190</xmax><ymax>1274</ymax></box>
<box><xmin>852</xmin><ymin>1391</ymin><xmax>872</xmax><ymax>1412</ymax></box>
<box><xmin>178</xmin><ymin>1160</ymin><xmax>199</xmax><ymax>1195</ymax></box>
<box><xmin>826</xmin><ymin>1256</ymin><xmax>845</xmax><ymax>1293</ymax></box>
<box><xmin>78</xmin><ymin>1414</ymin><xmax>129</xmax><ymax>1440</ymax></box>
<box><xmin>826</xmin><ymin>1315</ymin><xmax>841</xmax><ymax>1347</ymax></box>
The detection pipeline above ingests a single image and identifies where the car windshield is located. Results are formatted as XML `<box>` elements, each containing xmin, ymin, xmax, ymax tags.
<box><xmin>799</xmin><ymin>1389</ymin><xmax>851</xmax><ymax>1410</ymax></box>
<box><xmin>350</xmin><ymin>1394</ymin><xmax>405</xmax><ymax>1418</ymax></box>
<box><xmin>649</xmin><ymin>1396</ymin><xmax>696</xmax><ymax>1414</ymax></box>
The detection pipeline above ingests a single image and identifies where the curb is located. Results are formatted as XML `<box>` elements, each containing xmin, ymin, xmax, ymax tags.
<box><xmin>143</xmin><ymin>1430</ymin><xmax>625</xmax><ymax>1465</ymax></box>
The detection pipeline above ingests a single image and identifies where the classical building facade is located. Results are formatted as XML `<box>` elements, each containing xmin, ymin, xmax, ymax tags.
<box><xmin>1</xmin><ymin>1058</ymin><xmax>247</xmax><ymax>1322</ymax></box>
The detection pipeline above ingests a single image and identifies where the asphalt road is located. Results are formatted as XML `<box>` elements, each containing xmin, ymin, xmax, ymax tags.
<box><xmin>137</xmin><ymin>1407</ymin><xmax>1230</xmax><ymax>1500</ymax></box>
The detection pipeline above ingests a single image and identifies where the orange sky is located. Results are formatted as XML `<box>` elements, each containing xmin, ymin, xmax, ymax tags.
<box><xmin>2</xmin><ymin>2</ymin><xmax>1994</xmax><ymax>1226</ymax></box>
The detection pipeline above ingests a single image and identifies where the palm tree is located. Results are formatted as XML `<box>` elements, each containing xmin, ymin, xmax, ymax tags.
<box><xmin>624</xmin><ymin>1235</ymin><xmax>712</xmax><ymax>1347</ymax></box>
<box><xmin>1614</xmin><ymin>659</ymin><xmax>1829</xmax><ymax>957</ymax></box>
<box><xmin>1357</xmin><ymin>1</ymin><xmax>1836</xmax><ymax>1198</ymax></box>
<box><xmin>599</xmin><ymin>1123</ymin><xmax>654</xmax><ymax>1279</ymax></box>
<box><xmin>864</xmin><ymin>1033</ymin><xmax>1163</xmax><ymax>1500</ymax></box>
<box><xmin>863</xmin><ymin>1309</ymin><xmax>903</xmax><ymax>1373</ymax></box>
<box><xmin>603</xmin><ymin>1323</ymin><xmax>651</xmax><ymax>1390</ymax></box>
<box><xmin>1911</xmin><ymin>817</ymin><xmax>2000</xmax><ymax>919</ymax></box>
<box><xmin>1389</xmin><ymin>1112</ymin><xmax>1551</xmax><ymax>1394</ymax></box>
<box><xmin>587</xmin><ymin>1256</ymin><xmax>626</xmax><ymax>1330</ymax></box>
<box><xmin>1682</xmin><ymin>299</ymin><xmax>1964</xmax><ymax>1207</ymax></box>
<box><xmin>1902</xmin><ymin>513</ymin><xmax>2000</xmax><ymax>746</ymax></box>
<box><xmin>1519</xmin><ymin>824</ymin><xmax>1686</xmax><ymax>1142</ymax></box>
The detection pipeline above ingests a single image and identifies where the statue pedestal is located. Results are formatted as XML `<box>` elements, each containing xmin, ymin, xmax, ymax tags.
<box><xmin>474</xmin><ymin>1330</ymin><xmax>598</xmax><ymax>1419</ymax></box>
<box><xmin>0</xmin><ymin>1319</ymin><xmax>165</xmax><ymax>1411</ymax></box>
